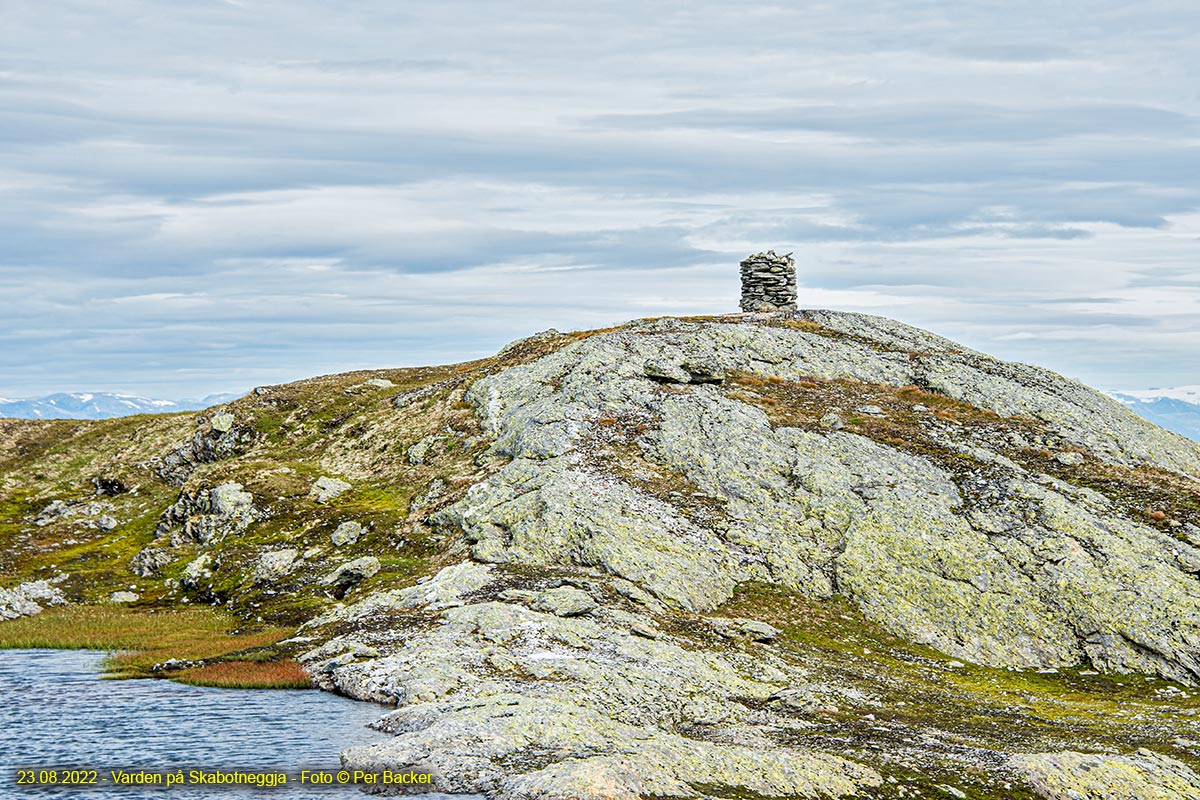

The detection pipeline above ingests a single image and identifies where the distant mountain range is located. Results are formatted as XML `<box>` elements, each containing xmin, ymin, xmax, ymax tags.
<box><xmin>2</xmin><ymin>385</ymin><xmax>1198</xmax><ymax>443</ymax></box>
<box><xmin>0</xmin><ymin>392</ymin><xmax>244</xmax><ymax>420</ymax></box>
<box><xmin>1109</xmin><ymin>385</ymin><xmax>1200</xmax><ymax>443</ymax></box>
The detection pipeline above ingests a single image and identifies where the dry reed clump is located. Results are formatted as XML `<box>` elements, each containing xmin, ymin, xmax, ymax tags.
<box><xmin>173</xmin><ymin>659</ymin><xmax>310</xmax><ymax>689</ymax></box>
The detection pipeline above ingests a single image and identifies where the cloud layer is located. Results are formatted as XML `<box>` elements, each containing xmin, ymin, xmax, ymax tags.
<box><xmin>2</xmin><ymin>1</ymin><xmax>1198</xmax><ymax>396</ymax></box>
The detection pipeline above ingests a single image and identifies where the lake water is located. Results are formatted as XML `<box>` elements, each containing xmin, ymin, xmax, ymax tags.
<box><xmin>0</xmin><ymin>649</ymin><xmax>457</xmax><ymax>798</ymax></box>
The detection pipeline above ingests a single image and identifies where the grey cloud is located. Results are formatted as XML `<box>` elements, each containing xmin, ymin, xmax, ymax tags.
<box><xmin>587</xmin><ymin>104</ymin><xmax>1198</xmax><ymax>144</ymax></box>
<box><xmin>1</xmin><ymin>0</ymin><xmax>1199</xmax><ymax>397</ymax></box>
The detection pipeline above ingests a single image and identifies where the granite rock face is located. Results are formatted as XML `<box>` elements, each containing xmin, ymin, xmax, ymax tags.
<box><xmin>306</xmin><ymin>563</ymin><xmax>883</xmax><ymax>799</ymax></box>
<box><xmin>295</xmin><ymin>312</ymin><xmax>1200</xmax><ymax>799</ymax></box>
<box><xmin>13</xmin><ymin>309</ymin><xmax>1197</xmax><ymax>800</ymax></box>
<box><xmin>434</xmin><ymin>312</ymin><xmax>1200</xmax><ymax>682</ymax></box>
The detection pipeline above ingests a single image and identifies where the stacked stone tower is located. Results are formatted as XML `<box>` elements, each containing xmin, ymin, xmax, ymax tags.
<box><xmin>739</xmin><ymin>250</ymin><xmax>797</xmax><ymax>313</ymax></box>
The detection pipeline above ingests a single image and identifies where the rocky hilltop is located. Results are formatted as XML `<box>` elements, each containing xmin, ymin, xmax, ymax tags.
<box><xmin>4</xmin><ymin>311</ymin><xmax>1200</xmax><ymax>800</ymax></box>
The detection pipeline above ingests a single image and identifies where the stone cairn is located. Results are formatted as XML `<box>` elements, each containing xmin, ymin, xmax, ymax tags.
<box><xmin>739</xmin><ymin>250</ymin><xmax>797</xmax><ymax>313</ymax></box>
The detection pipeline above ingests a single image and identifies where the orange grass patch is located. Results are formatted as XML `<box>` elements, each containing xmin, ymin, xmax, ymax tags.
<box><xmin>0</xmin><ymin>606</ymin><xmax>295</xmax><ymax>680</ymax></box>
<box><xmin>173</xmin><ymin>659</ymin><xmax>311</xmax><ymax>689</ymax></box>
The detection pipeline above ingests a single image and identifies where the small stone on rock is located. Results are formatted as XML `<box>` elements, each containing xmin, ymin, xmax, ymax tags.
<box><xmin>323</xmin><ymin>557</ymin><xmax>381</xmax><ymax>599</ymax></box>
<box><xmin>210</xmin><ymin>412</ymin><xmax>235</xmax><ymax>433</ymax></box>
<box><xmin>819</xmin><ymin>412</ymin><xmax>845</xmax><ymax>430</ymax></box>
<box><xmin>630</xmin><ymin>623</ymin><xmax>661</xmax><ymax>639</ymax></box>
<box><xmin>311</xmin><ymin>476</ymin><xmax>352</xmax><ymax>503</ymax></box>
<box><xmin>331</xmin><ymin>521</ymin><xmax>363</xmax><ymax>547</ymax></box>
<box><xmin>532</xmin><ymin>586</ymin><xmax>598</xmax><ymax>617</ymax></box>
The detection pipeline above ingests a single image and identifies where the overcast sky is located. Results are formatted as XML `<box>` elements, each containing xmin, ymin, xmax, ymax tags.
<box><xmin>3</xmin><ymin>1</ymin><xmax>1199</xmax><ymax>399</ymax></box>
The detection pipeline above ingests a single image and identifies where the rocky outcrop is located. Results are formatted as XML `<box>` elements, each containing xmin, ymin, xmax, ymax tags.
<box><xmin>253</xmin><ymin>549</ymin><xmax>299</xmax><ymax>585</ymax></box>
<box><xmin>0</xmin><ymin>579</ymin><xmax>67</xmax><ymax>620</ymax></box>
<box><xmin>128</xmin><ymin>482</ymin><xmax>261</xmax><ymax>577</ymax></box>
<box><xmin>10</xmin><ymin>310</ymin><xmax>1200</xmax><ymax>800</ymax></box>
<box><xmin>34</xmin><ymin>499</ymin><xmax>119</xmax><ymax>530</ymax></box>
<box><xmin>433</xmin><ymin>313</ymin><xmax>1200</xmax><ymax>682</ymax></box>
<box><xmin>151</xmin><ymin>412</ymin><xmax>255</xmax><ymax>485</ymax></box>
<box><xmin>323</xmin><ymin>557</ymin><xmax>380</xmax><ymax>599</ymax></box>
<box><xmin>154</xmin><ymin>482</ymin><xmax>260</xmax><ymax>546</ymax></box>
<box><xmin>306</xmin><ymin>563</ymin><xmax>882</xmax><ymax>799</ymax></box>
<box><xmin>130</xmin><ymin>547</ymin><xmax>173</xmax><ymax>577</ymax></box>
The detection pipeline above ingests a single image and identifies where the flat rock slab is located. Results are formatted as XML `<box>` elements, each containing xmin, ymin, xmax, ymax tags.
<box><xmin>311</xmin><ymin>476</ymin><xmax>352</xmax><ymax>503</ymax></box>
<box><xmin>532</xmin><ymin>586</ymin><xmax>598</xmax><ymax>617</ymax></box>
<box><xmin>1011</xmin><ymin>750</ymin><xmax>1200</xmax><ymax>800</ymax></box>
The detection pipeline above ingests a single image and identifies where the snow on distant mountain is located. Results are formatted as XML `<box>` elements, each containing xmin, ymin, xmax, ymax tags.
<box><xmin>1110</xmin><ymin>385</ymin><xmax>1200</xmax><ymax>443</ymax></box>
<box><xmin>0</xmin><ymin>392</ymin><xmax>244</xmax><ymax>420</ymax></box>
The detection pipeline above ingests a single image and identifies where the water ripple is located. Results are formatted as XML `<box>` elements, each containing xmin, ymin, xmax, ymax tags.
<box><xmin>0</xmin><ymin>649</ymin><xmax>460</xmax><ymax>798</ymax></box>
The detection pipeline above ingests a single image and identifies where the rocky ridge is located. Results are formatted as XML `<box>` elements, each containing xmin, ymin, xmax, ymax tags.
<box><xmin>4</xmin><ymin>311</ymin><xmax>1200</xmax><ymax>799</ymax></box>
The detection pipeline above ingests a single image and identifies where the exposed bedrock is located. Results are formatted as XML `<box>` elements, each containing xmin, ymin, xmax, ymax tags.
<box><xmin>433</xmin><ymin>313</ymin><xmax>1200</xmax><ymax>683</ymax></box>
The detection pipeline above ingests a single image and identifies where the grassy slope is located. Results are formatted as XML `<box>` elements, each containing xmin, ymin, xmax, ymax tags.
<box><xmin>0</xmin><ymin>329</ymin><xmax>586</xmax><ymax>684</ymax></box>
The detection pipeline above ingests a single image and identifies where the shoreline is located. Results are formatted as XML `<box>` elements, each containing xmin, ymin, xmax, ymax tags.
<box><xmin>0</xmin><ymin>605</ymin><xmax>311</xmax><ymax>689</ymax></box>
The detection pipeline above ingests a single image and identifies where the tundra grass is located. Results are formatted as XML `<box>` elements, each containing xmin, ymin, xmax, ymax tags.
<box><xmin>172</xmin><ymin>658</ymin><xmax>310</xmax><ymax>689</ymax></box>
<box><xmin>0</xmin><ymin>605</ymin><xmax>301</xmax><ymax>686</ymax></box>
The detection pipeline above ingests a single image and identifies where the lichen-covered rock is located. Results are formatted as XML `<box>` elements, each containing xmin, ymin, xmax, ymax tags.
<box><xmin>33</xmin><ymin>499</ymin><xmax>116</xmax><ymax>528</ymax></box>
<box><xmin>153</xmin><ymin>413</ymin><xmax>255</xmax><ymax>485</ymax></box>
<box><xmin>0</xmin><ymin>579</ymin><xmax>67</xmax><ymax>620</ymax></box>
<box><xmin>434</xmin><ymin>313</ymin><xmax>1200</xmax><ymax>682</ymax></box>
<box><xmin>254</xmin><ymin>548</ymin><xmax>299</xmax><ymax>584</ymax></box>
<box><xmin>210</xmin><ymin>412</ymin><xmax>235</xmax><ymax>433</ymax></box>
<box><xmin>343</xmin><ymin>694</ymin><xmax>881</xmax><ymax>799</ymax></box>
<box><xmin>406</xmin><ymin>434</ymin><xmax>445</xmax><ymax>465</ymax></box>
<box><xmin>181</xmin><ymin>553</ymin><xmax>214</xmax><ymax>589</ymax></box>
<box><xmin>796</xmin><ymin>309</ymin><xmax>1200</xmax><ymax>476</ymax></box>
<box><xmin>12</xmin><ymin>310</ymin><xmax>1200</xmax><ymax>800</ymax></box>
<box><xmin>323</xmin><ymin>557</ymin><xmax>381</xmax><ymax>599</ymax></box>
<box><xmin>155</xmin><ymin>482</ymin><xmax>260</xmax><ymax>546</ymax></box>
<box><xmin>130</xmin><ymin>546</ymin><xmax>173</xmax><ymax>577</ymax></box>
<box><xmin>304</xmin><ymin>562</ymin><xmax>496</xmax><ymax>630</ymax></box>
<box><xmin>434</xmin><ymin>460</ymin><xmax>743</xmax><ymax>612</ymax></box>
<box><xmin>1011</xmin><ymin>749</ymin><xmax>1200</xmax><ymax>799</ymax></box>
<box><xmin>310</xmin><ymin>476</ymin><xmax>352</xmax><ymax>503</ymax></box>
<box><xmin>313</xmin><ymin>562</ymin><xmax>879</xmax><ymax>797</ymax></box>
<box><xmin>330</xmin><ymin>521</ymin><xmax>362</xmax><ymax>547</ymax></box>
<box><xmin>711</xmin><ymin>617</ymin><xmax>781</xmax><ymax>642</ymax></box>
<box><xmin>531</xmin><ymin>586</ymin><xmax>597</xmax><ymax>617</ymax></box>
<box><xmin>307</xmin><ymin>564</ymin><xmax>781</xmax><ymax>717</ymax></box>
